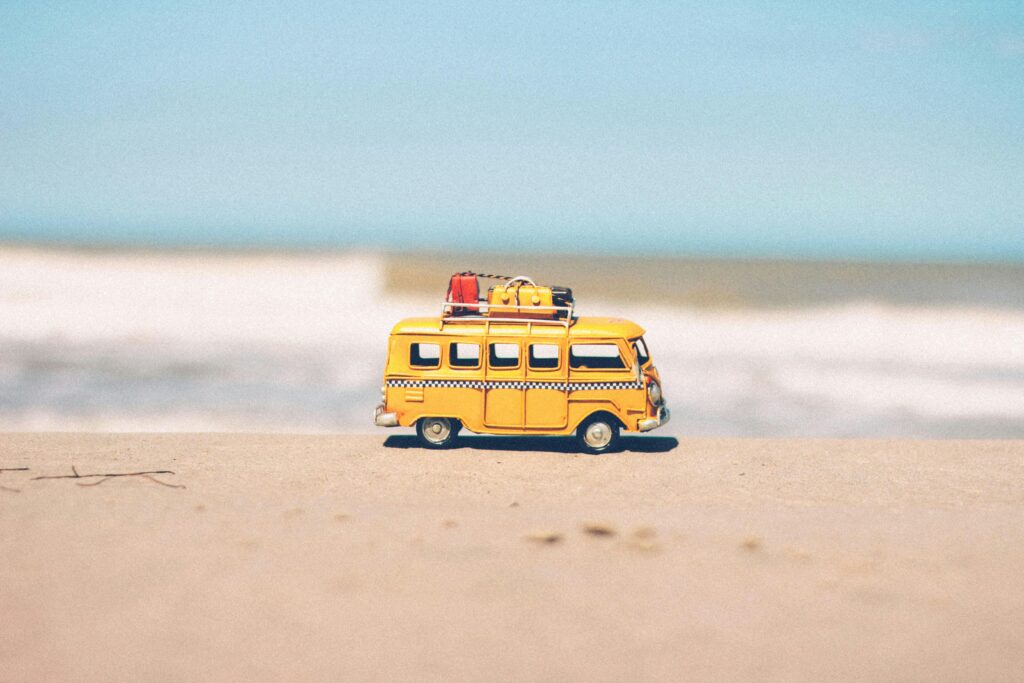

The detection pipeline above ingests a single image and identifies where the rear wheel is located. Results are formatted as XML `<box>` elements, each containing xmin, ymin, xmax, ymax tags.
<box><xmin>576</xmin><ymin>414</ymin><xmax>620</xmax><ymax>454</ymax></box>
<box><xmin>416</xmin><ymin>417</ymin><xmax>460</xmax><ymax>449</ymax></box>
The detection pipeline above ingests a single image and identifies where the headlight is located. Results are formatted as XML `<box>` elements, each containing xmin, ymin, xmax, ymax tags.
<box><xmin>647</xmin><ymin>379</ymin><xmax>662</xmax><ymax>405</ymax></box>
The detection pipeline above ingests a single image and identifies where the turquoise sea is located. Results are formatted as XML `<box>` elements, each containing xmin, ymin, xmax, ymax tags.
<box><xmin>2</xmin><ymin>223</ymin><xmax>1022</xmax><ymax>264</ymax></box>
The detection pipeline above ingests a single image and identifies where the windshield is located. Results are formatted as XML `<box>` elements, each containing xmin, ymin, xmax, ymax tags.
<box><xmin>632</xmin><ymin>337</ymin><xmax>650</xmax><ymax>366</ymax></box>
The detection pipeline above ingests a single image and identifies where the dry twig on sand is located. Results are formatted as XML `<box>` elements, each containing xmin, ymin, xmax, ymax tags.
<box><xmin>32</xmin><ymin>465</ymin><xmax>185</xmax><ymax>489</ymax></box>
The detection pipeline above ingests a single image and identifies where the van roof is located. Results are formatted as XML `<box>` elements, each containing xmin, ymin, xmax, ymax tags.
<box><xmin>390</xmin><ymin>316</ymin><xmax>646</xmax><ymax>339</ymax></box>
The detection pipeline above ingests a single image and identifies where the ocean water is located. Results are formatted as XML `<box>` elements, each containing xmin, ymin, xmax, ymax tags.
<box><xmin>2</xmin><ymin>247</ymin><xmax>1022</xmax><ymax>437</ymax></box>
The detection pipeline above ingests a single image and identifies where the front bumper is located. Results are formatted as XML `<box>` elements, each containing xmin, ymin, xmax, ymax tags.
<box><xmin>637</xmin><ymin>405</ymin><xmax>670</xmax><ymax>432</ymax></box>
<box><xmin>374</xmin><ymin>403</ymin><xmax>399</xmax><ymax>427</ymax></box>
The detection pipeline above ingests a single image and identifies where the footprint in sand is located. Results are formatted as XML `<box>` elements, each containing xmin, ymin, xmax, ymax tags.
<box><xmin>581</xmin><ymin>522</ymin><xmax>616</xmax><ymax>537</ymax></box>
<box><xmin>740</xmin><ymin>536</ymin><xmax>762</xmax><ymax>552</ymax></box>
<box><xmin>622</xmin><ymin>527</ymin><xmax>661</xmax><ymax>553</ymax></box>
<box><xmin>525</xmin><ymin>531</ymin><xmax>563</xmax><ymax>545</ymax></box>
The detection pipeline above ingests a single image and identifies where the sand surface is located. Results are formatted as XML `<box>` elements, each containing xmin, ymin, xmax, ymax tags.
<box><xmin>2</xmin><ymin>433</ymin><xmax>1023</xmax><ymax>681</ymax></box>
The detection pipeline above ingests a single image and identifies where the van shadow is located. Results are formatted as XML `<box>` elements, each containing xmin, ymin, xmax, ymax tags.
<box><xmin>382</xmin><ymin>434</ymin><xmax>679</xmax><ymax>454</ymax></box>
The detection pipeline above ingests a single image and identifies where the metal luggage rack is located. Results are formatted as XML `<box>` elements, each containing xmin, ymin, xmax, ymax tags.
<box><xmin>439</xmin><ymin>300</ymin><xmax>575</xmax><ymax>332</ymax></box>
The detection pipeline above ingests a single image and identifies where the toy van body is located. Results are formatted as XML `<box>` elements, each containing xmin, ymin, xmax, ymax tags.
<box><xmin>374</xmin><ymin>276</ymin><xmax>668</xmax><ymax>453</ymax></box>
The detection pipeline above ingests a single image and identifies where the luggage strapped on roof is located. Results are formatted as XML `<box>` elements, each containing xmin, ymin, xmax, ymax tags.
<box><xmin>442</xmin><ymin>272</ymin><xmax>576</xmax><ymax>327</ymax></box>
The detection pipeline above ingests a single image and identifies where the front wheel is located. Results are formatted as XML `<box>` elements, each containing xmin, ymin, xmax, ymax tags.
<box><xmin>416</xmin><ymin>417</ymin><xmax>460</xmax><ymax>449</ymax></box>
<box><xmin>576</xmin><ymin>415</ymin><xmax>620</xmax><ymax>454</ymax></box>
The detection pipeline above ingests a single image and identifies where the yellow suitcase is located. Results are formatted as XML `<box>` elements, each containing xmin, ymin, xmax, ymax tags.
<box><xmin>487</xmin><ymin>282</ymin><xmax>557</xmax><ymax>318</ymax></box>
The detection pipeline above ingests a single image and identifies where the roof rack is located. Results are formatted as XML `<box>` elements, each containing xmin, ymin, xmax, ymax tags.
<box><xmin>439</xmin><ymin>301</ymin><xmax>575</xmax><ymax>332</ymax></box>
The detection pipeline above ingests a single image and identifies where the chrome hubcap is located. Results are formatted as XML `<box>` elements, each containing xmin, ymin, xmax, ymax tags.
<box><xmin>423</xmin><ymin>418</ymin><xmax>451</xmax><ymax>443</ymax></box>
<box><xmin>584</xmin><ymin>422</ymin><xmax>612</xmax><ymax>448</ymax></box>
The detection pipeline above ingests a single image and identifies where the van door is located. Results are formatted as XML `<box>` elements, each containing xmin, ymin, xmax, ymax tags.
<box><xmin>483</xmin><ymin>339</ymin><xmax>524</xmax><ymax>428</ymax></box>
<box><xmin>524</xmin><ymin>341</ymin><xmax>568</xmax><ymax>429</ymax></box>
<box><xmin>567</xmin><ymin>340</ymin><xmax>639</xmax><ymax>419</ymax></box>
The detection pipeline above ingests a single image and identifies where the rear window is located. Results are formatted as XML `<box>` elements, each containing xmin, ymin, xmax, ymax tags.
<box><xmin>489</xmin><ymin>343</ymin><xmax>520</xmax><ymax>368</ymax></box>
<box><xmin>410</xmin><ymin>342</ymin><xmax>440</xmax><ymax>368</ymax></box>
<box><xmin>449</xmin><ymin>342</ymin><xmax>480</xmax><ymax>368</ymax></box>
<box><xmin>570</xmin><ymin>343</ymin><xmax>625</xmax><ymax>370</ymax></box>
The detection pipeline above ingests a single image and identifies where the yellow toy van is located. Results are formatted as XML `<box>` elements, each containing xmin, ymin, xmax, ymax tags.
<box><xmin>373</xmin><ymin>274</ymin><xmax>669</xmax><ymax>453</ymax></box>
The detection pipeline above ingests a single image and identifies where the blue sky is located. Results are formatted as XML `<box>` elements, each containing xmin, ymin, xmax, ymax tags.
<box><xmin>1</xmin><ymin>1</ymin><xmax>1022</xmax><ymax>260</ymax></box>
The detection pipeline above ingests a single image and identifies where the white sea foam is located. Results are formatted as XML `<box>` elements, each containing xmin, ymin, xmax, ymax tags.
<box><xmin>1</xmin><ymin>248</ymin><xmax>389</xmax><ymax>344</ymax></box>
<box><xmin>2</xmin><ymin>248</ymin><xmax>1022</xmax><ymax>436</ymax></box>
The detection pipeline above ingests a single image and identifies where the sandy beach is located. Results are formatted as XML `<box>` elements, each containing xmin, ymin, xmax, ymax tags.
<box><xmin>2</xmin><ymin>433</ymin><xmax>1023</xmax><ymax>681</ymax></box>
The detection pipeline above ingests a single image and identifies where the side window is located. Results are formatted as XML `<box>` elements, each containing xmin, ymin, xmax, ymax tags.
<box><xmin>569</xmin><ymin>343</ymin><xmax>626</xmax><ymax>370</ymax></box>
<box><xmin>410</xmin><ymin>342</ymin><xmax>440</xmax><ymax>368</ymax></box>
<box><xmin>489</xmin><ymin>343</ymin><xmax>520</xmax><ymax>369</ymax></box>
<box><xmin>529</xmin><ymin>344</ymin><xmax>560</xmax><ymax>370</ymax></box>
<box><xmin>449</xmin><ymin>342</ymin><xmax>481</xmax><ymax>368</ymax></box>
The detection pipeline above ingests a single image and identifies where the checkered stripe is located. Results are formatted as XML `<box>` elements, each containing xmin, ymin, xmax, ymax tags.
<box><xmin>387</xmin><ymin>379</ymin><xmax>643</xmax><ymax>391</ymax></box>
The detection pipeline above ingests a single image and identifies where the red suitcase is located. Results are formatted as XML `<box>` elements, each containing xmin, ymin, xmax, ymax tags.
<box><xmin>446</xmin><ymin>272</ymin><xmax>479</xmax><ymax>315</ymax></box>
